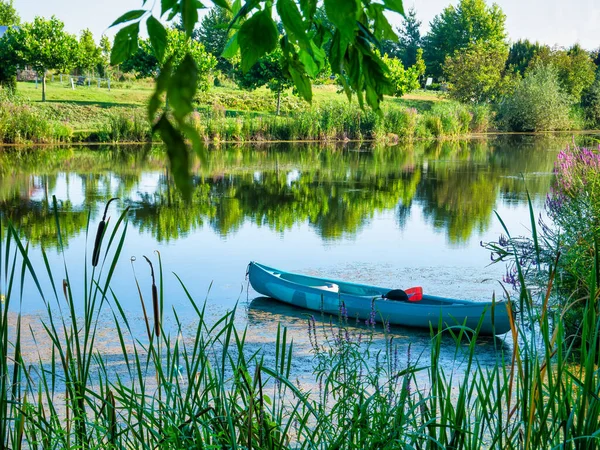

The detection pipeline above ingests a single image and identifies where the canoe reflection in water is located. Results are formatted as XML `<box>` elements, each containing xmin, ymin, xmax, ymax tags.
<box><xmin>245</xmin><ymin>295</ymin><xmax>512</xmax><ymax>383</ymax></box>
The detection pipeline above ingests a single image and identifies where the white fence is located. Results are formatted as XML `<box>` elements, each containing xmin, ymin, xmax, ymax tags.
<box><xmin>32</xmin><ymin>74</ymin><xmax>112</xmax><ymax>91</ymax></box>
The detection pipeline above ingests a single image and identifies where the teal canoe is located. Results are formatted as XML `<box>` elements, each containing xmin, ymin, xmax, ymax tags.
<box><xmin>248</xmin><ymin>262</ymin><xmax>513</xmax><ymax>336</ymax></box>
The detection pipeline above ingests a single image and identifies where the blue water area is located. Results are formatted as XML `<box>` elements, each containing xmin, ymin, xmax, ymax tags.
<box><xmin>0</xmin><ymin>135</ymin><xmax>585</xmax><ymax>373</ymax></box>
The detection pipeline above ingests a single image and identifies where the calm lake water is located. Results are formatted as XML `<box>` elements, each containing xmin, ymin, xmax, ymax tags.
<box><xmin>0</xmin><ymin>135</ymin><xmax>593</xmax><ymax>376</ymax></box>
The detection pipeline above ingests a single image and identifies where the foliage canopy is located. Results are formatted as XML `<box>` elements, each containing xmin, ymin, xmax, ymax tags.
<box><xmin>444</xmin><ymin>41</ymin><xmax>508</xmax><ymax>103</ymax></box>
<box><xmin>1</xmin><ymin>16</ymin><xmax>78</xmax><ymax>101</ymax></box>
<box><xmin>423</xmin><ymin>0</ymin><xmax>507</xmax><ymax>79</ymax></box>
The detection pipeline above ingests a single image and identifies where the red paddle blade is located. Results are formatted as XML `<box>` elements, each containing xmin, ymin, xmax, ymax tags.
<box><xmin>405</xmin><ymin>287</ymin><xmax>423</xmax><ymax>302</ymax></box>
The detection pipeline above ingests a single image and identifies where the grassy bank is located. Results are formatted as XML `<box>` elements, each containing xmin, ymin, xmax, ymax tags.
<box><xmin>2</xmin><ymin>190</ymin><xmax>600</xmax><ymax>448</ymax></box>
<box><xmin>0</xmin><ymin>81</ymin><xmax>494</xmax><ymax>144</ymax></box>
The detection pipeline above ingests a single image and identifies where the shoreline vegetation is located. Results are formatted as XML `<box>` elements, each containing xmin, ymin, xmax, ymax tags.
<box><xmin>2</xmin><ymin>83</ymin><xmax>494</xmax><ymax>145</ymax></box>
<box><xmin>1</xmin><ymin>80</ymin><xmax>596</xmax><ymax>146</ymax></box>
<box><xmin>0</xmin><ymin>81</ymin><xmax>553</xmax><ymax>145</ymax></box>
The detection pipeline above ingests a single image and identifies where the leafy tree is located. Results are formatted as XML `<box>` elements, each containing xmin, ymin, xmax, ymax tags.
<box><xmin>236</xmin><ymin>49</ymin><xmax>292</xmax><ymax>115</ymax></box>
<box><xmin>196</xmin><ymin>7</ymin><xmax>234</xmax><ymax>75</ymax></box>
<box><xmin>530</xmin><ymin>44</ymin><xmax>596</xmax><ymax>101</ymax></box>
<box><xmin>397</xmin><ymin>7</ymin><xmax>422</xmax><ymax>68</ymax></box>
<box><xmin>497</xmin><ymin>65</ymin><xmax>573</xmax><ymax>131</ymax></box>
<box><xmin>0</xmin><ymin>0</ymin><xmax>19</xmax><ymax>26</ymax></box>
<box><xmin>581</xmin><ymin>78</ymin><xmax>600</xmax><ymax>127</ymax></box>
<box><xmin>423</xmin><ymin>0</ymin><xmax>507</xmax><ymax>79</ymax></box>
<box><xmin>445</xmin><ymin>41</ymin><xmax>508</xmax><ymax>103</ymax></box>
<box><xmin>0</xmin><ymin>27</ymin><xmax>18</xmax><ymax>89</ymax></box>
<box><xmin>506</xmin><ymin>39</ymin><xmax>543</xmax><ymax>76</ymax></box>
<box><xmin>383</xmin><ymin>48</ymin><xmax>425</xmax><ymax>97</ymax></box>
<box><xmin>5</xmin><ymin>17</ymin><xmax>78</xmax><ymax>101</ymax></box>
<box><xmin>0</xmin><ymin>0</ymin><xmax>19</xmax><ymax>89</ymax></box>
<box><xmin>77</xmin><ymin>29</ymin><xmax>101</xmax><ymax>76</ymax></box>
<box><xmin>121</xmin><ymin>39</ymin><xmax>160</xmax><ymax>77</ymax></box>
<box><xmin>97</xmin><ymin>35</ymin><xmax>112</xmax><ymax>77</ymax></box>
<box><xmin>122</xmin><ymin>28</ymin><xmax>216</xmax><ymax>90</ymax></box>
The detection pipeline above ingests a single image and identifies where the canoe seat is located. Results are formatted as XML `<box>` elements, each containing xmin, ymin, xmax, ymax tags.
<box><xmin>311</xmin><ymin>283</ymin><xmax>339</xmax><ymax>293</ymax></box>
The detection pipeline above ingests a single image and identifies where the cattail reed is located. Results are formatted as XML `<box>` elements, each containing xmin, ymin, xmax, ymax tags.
<box><xmin>91</xmin><ymin>198</ymin><xmax>118</xmax><ymax>267</ymax></box>
<box><xmin>144</xmin><ymin>255</ymin><xmax>160</xmax><ymax>338</ymax></box>
<box><xmin>106</xmin><ymin>389</ymin><xmax>116</xmax><ymax>445</ymax></box>
<box><xmin>62</xmin><ymin>279</ymin><xmax>69</xmax><ymax>306</ymax></box>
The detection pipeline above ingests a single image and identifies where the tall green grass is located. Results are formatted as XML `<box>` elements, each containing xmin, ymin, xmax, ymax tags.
<box><xmin>97</xmin><ymin>110</ymin><xmax>152</xmax><ymax>143</ymax></box>
<box><xmin>0</xmin><ymin>99</ymin><xmax>73</xmax><ymax>144</ymax></box>
<box><xmin>193</xmin><ymin>101</ymin><xmax>493</xmax><ymax>143</ymax></box>
<box><xmin>2</xmin><ymin>191</ymin><xmax>600</xmax><ymax>448</ymax></box>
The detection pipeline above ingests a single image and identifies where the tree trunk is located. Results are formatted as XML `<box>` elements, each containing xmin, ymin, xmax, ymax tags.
<box><xmin>42</xmin><ymin>71</ymin><xmax>46</xmax><ymax>102</ymax></box>
<box><xmin>276</xmin><ymin>89</ymin><xmax>281</xmax><ymax>116</ymax></box>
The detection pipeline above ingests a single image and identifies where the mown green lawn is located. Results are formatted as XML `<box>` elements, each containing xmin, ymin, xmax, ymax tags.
<box><xmin>18</xmin><ymin>80</ymin><xmax>153</xmax><ymax>106</ymax></box>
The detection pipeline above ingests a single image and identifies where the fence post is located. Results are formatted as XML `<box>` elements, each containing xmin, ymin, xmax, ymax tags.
<box><xmin>70</xmin><ymin>78</ymin><xmax>75</xmax><ymax>90</ymax></box>
<box><xmin>35</xmin><ymin>77</ymin><xmax>38</xmax><ymax>89</ymax></box>
<box><xmin>60</xmin><ymin>74</ymin><xmax>63</xmax><ymax>83</ymax></box>
<box><xmin>107</xmin><ymin>79</ymin><xmax>111</xmax><ymax>91</ymax></box>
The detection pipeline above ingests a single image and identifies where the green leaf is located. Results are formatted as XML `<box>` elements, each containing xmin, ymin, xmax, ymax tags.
<box><xmin>180</xmin><ymin>122</ymin><xmax>207</xmax><ymax>165</ymax></box>
<box><xmin>167</xmin><ymin>53</ymin><xmax>198</xmax><ymax>121</ymax></box>
<box><xmin>231</xmin><ymin>0</ymin><xmax>242</xmax><ymax>14</ymax></box>
<box><xmin>324</xmin><ymin>0</ymin><xmax>358</xmax><ymax>42</ymax></box>
<box><xmin>289</xmin><ymin>63</ymin><xmax>312</xmax><ymax>102</ymax></box>
<box><xmin>329</xmin><ymin>30</ymin><xmax>347</xmax><ymax>74</ymax></box>
<box><xmin>161</xmin><ymin>0</ymin><xmax>178</xmax><ymax>16</ymax></box>
<box><xmin>221</xmin><ymin>34</ymin><xmax>239</xmax><ymax>58</ymax></box>
<box><xmin>369</xmin><ymin>4</ymin><xmax>398</xmax><ymax>42</ymax></box>
<box><xmin>237</xmin><ymin>10</ymin><xmax>278</xmax><ymax>72</ymax></box>
<box><xmin>147</xmin><ymin>16</ymin><xmax>168</xmax><ymax>62</ymax></box>
<box><xmin>110</xmin><ymin>22</ymin><xmax>140</xmax><ymax>65</ymax></box>
<box><xmin>277</xmin><ymin>0</ymin><xmax>309</xmax><ymax>48</ymax></box>
<box><xmin>110</xmin><ymin>9</ymin><xmax>146</xmax><ymax>27</ymax></box>
<box><xmin>303</xmin><ymin>40</ymin><xmax>326</xmax><ymax>75</ymax></box>
<box><xmin>229</xmin><ymin>0</ymin><xmax>261</xmax><ymax>29</ymax></box>
<box><xmin>148</xmin><ymin>58</ymin><xmax>172</xmax><ymax>120</ymax></box>
<box><xmin>383</xmin><ymin>0</ymin><xmax>404</xmax><ymax>15</ymax></box>
<box><xmin>212</xmin><ymin>0</ymin><xmax>231</xmax><ymax>10</ymax></box>
<box><xmin>182</xmin><ymin>0</ymin><xmax>204</xmax><ymax>36</ymax></box>
<box><xmin>153</xmin><ymin>115</ymin><xmax>192</xmax><ymax>201</ymax></box>
<box><xmin>299</xmin><ymin>0</ymin><xmax>317</xmax><ymax>21</ymax></box>
<box><xmin>298</xmin><ymin>48</ymin><xmax>318</xmax><ymax>77</ymax></box>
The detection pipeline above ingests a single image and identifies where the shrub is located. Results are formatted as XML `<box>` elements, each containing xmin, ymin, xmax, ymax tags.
<box><xmin>496</xmin><ymin>65</ymin><xmax>574</xmax><ymax>132</ymax></box>
<box><xmin>581</xmin><ymin>79</ymin><xmax>600</xmax><ymax>128</ymax></box>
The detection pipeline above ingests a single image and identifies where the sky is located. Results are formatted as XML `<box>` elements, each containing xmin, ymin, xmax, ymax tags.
<box><xmin>11</xmin><ymin>0</ymin><xmax>600</xmax><ymax>50</ymax></box>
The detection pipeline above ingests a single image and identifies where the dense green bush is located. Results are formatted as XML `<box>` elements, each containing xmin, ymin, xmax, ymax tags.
<box><xmin>496</xmin><ymin>65</ymin><xmax>574</xmax><ymax>131</ymax></box>
<box><xmin>581</xmin><ymin>78</ymin><xmax>600</xmax><ymax>128</ymax></box>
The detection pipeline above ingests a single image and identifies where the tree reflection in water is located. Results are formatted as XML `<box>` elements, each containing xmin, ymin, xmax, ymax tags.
<box><xmin>0</xmin><ymin>135</ymin><xmax>577</xmax><ymax>247</ymax></box>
